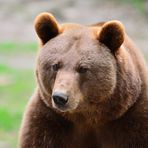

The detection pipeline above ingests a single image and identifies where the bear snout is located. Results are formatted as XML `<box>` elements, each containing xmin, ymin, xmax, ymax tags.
<box><xmin>52</xmin><ymin>91</ymin><xmax>68</xmax><ymax>106</ymax></box>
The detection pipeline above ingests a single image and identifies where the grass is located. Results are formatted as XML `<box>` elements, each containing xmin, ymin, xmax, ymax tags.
<box><xmin>0</xmin><ymin>42</ymin><xmax>36</xmax><ymax>148</ymax></box>
<box><xmin>0</xmin><ymin>41</ymin><xmax>38</xmax><ymax>54</ymax></box>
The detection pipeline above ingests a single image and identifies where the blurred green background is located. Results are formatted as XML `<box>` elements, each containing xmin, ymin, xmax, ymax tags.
<box><xmin>0</xmin><ymin>0</ymin><xmax>148</xmax><ymax>147</ymax></box>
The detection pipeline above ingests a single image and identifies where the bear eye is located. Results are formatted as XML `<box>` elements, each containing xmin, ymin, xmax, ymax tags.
<box><xmin>52</xmin><ymin>63</ymin><xmax>60</xmax><ymax>71</ymax></box>
<box><xmin>77</xmin><ymin>66</ymin><xmax>88</xmax><ymax>74</ymax></box>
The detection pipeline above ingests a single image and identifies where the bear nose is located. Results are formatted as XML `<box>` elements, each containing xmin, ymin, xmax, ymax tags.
<box><xmin>52</xmin><ymin>92</ymin><xmax>68</xmax><ymax>106</ymax></box>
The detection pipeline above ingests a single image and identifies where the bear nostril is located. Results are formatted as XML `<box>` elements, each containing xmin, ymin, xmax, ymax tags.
<box><xmin>52</xmin><ymin>92</ymin><xmax>68</xmax><ymax>106</ymax></box>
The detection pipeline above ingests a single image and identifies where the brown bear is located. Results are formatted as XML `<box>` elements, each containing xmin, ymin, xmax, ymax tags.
<box><xmin>19</xmin><ymin>12</ymin><xmax>148</xmax><ymax>148</ymax></box>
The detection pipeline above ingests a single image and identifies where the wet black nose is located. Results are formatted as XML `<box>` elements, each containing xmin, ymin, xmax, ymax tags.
<box><xmin>52</xmin><ymin>92</ymin><xmax>68</xmax><ymax>106</ymax></box>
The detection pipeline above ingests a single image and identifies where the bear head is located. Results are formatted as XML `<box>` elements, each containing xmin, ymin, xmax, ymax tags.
<box><xmin>34</xmin><ymin>13</ymin><xmax>141</xmax><ymax>124</ymax></box>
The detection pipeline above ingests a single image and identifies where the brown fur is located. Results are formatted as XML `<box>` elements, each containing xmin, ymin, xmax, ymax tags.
<box><xmin>19</xmin><ymin>12</ymin><xmax>148</xmax><ymax>148</ymax></box>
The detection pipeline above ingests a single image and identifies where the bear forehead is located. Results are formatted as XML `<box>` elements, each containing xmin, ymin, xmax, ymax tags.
<box><xmin>38</xmin><ymin>24</ymin><xmax>109</xmax><ymax>67</ymax></box>
<box><xmin>43</xmin><ymin>24</ymin><xmax>102</xmax><ymax>55</ymax></box>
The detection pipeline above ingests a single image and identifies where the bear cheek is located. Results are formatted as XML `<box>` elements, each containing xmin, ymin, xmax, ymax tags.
<box><xmin>81</xmin><ymin>71</ymin><xmax>116</xmax><ymax>103</ymax></box>
<box><xmin>43</xmin><ymin>73</ymin><xmax>55</xmax><ymax>94</ymax></box>
<box><xmin>37</xmin><ymin>66</ymin><xmax>55</xmax><ymax>98</ymax></box>
<box><xmin>96</xmin><ymin>74</ymin><xmax>116</xmax><ymax>101</ymax></box>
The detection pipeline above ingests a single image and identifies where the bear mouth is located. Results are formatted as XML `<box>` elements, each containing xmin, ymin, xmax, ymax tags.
<box><xmin>52</xmin><ymin>100</ymin><xmax>79</xmax><ymax>113</ymax></box>
<box><xmin>51</xmin><ymin>99</ymin><xmax>73</xmax><ymax>112</ymax></box>
<box><xmin>54</xmin><ymin>104</ymin><xmax>70</xmax><ymax>112</ymax></box>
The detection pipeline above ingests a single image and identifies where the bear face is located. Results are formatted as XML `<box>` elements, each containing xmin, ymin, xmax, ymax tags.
<box><xmin>37</xmin><ymin>30</ymin><xmax>117</xmax><ymax>110</ymax></box>
<box><xmin>34</xmin><ymin>13</ymin><xmax>140</xmax><ymax>124</ymax></box>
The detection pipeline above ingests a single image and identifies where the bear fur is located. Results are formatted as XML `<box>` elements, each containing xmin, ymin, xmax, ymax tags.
<box><xmin>19</xmin><ymin>12</ymin><xmax>148</xmax><ymax>148</ymax></box>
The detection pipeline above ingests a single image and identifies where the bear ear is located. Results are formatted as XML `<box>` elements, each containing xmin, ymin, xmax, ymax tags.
<box><xmin>98</xmin><ymin>20</ymin><xmax>125</xmax><ymax>53</ymax></box>
<box><xmin>34</xmin><ymin>12</ymin><xmax>61</xmax><ymax>45</ymax></box>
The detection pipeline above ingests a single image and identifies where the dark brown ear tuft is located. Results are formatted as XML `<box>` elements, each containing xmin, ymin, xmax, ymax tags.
<box><xmin>34</xmin><ymin>12</ymin><xmax>61</xmax><ymax>45</ymax></box>
<box><xmin>98</xmin><ymin>20</ymin><xmax>125</xmax><ymax>53</ymax></box>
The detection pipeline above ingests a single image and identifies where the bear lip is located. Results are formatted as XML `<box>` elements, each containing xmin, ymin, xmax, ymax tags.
<box><xmin>53</xmin><ymin>105</ymin><xmax>72</xmax><ymax>113</ymax></box>
<box><xmin>51</xmin><ymin>98</ymin><xmax>78</xmax><ymax>113</ymax></box>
